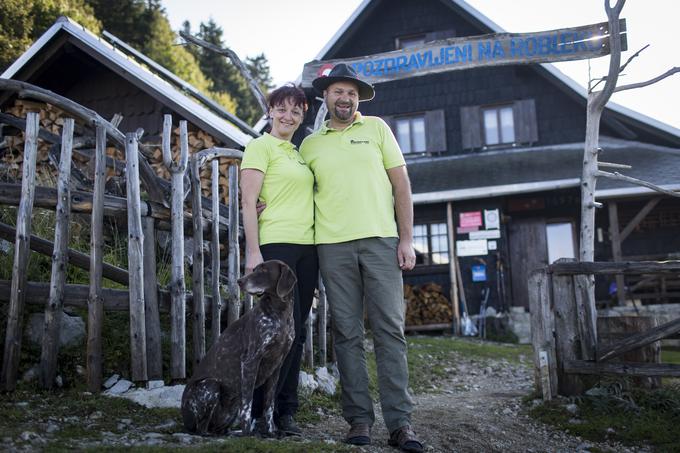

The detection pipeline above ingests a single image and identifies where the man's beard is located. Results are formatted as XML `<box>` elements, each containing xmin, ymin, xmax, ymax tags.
<box><xmin>333</xmin><ymin>102</ymin><xmax>355</xmax><ymax>121</ymax></box>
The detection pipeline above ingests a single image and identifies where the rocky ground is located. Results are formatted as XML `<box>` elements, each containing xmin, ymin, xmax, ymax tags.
<box><xmin>0</xmin><ymin>339</ymin><xmax>656</xmax><ymax>452</ymax></box>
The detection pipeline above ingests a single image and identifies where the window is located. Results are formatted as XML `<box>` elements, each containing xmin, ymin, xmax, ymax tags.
<box><xmin>385</xmin><ymin>110</ymin><xmax>446</xmax><ymax>155</ymax></box>
<box><xmin>414</xmin><ymin>223</ymin><xmax>450</xmax><ymax>265</ymax></box>
<box><xmin>396</xmin><ymin>115</ymin><xmax>426</xmax><ymax>154</ymax></box>
<box><xmin>546</xmin><ymin>222</ymin><xmax>576</xmax><ymax>263</ymax></box>
<box><xmin>396</xmin><ymin>34</ymin><xmax>426</xmax><ymax>49</ymax></box>
<box><xmin>460</xmin><ymin>99</ymin><xmax>538</xmax><ymax>150</ymax></box>
<box><xmin>482</xmin><ymin>105</ymin><xmax>515</xmax><ymax>146</ymax></box>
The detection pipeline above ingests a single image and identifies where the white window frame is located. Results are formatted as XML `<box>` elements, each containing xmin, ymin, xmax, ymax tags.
<box><xmin>395</xmin><ymin>114</ymin><xmax>426</xmax><ymax>154</ymax></box>
<box><xmin>482</xmin><ymin>105</ymin><xmax>515</xmax><ymax>146</ymax></box>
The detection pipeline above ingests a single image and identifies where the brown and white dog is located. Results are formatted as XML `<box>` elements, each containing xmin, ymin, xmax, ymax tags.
<box><xmin>181</xmin><ymin>260</ymin><xmax>296</xmax><ymax>436</ymax></box>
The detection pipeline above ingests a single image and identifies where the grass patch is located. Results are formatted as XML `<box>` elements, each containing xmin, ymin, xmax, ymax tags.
<box><xmin>529</xmin><ymin>381</ymin><xmax>680</xmax><ymax>452</ymax></box>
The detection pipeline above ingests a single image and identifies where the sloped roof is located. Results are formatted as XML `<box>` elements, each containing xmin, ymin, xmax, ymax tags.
<box><xmin>408</xmin><ymin>137</ymin><xmax>680</xmax><ymax>203</ymax></box>
<box><xmin>311</xmin><ymin>0</ymin><xmax>680</xmax><ymax>145</ymax></box>
<box><xmin>1</xmin><ymin>16</ymin><xmax>255</xmax><ymax>147</ymax></box>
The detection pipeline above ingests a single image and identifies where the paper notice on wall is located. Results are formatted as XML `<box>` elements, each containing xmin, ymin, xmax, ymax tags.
<box><xmin>468</xmin><ymin>229</ymin><xmax>501</xmax><ymax>240</ymax></box>
<box><xmin>484</xmin><ymin>209</ymin><xmax>500</xmax><ymax>229</ymax></box>
<box><xmin>456</xmin><ymin>239</ymin><xmax>488</xmax><ymax>256</ymax></box>
<box><xmin>488</xmin><ymin>240</ymin><xmax>498</xmax><ymax>250</ymax></box>
<box><xmin>460</xmin><ymin>211</ymin><xmax>483</xmax><ymax>228</ymax></box>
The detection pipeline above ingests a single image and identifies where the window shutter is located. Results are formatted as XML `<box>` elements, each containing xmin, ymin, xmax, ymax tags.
<box><xmin>425</xmin><ymin>109</ymin><xmax>447</xmax><ymax>152</ymax></box>
<box><xmin>460</xmin><ymin>105</ymin><xmax>482</xmax><ymax>150</ymax></box>
<box><xmin>513</xmin><ymin>99</ymin><xmax>538</xmax><ymax>144</ymax></box>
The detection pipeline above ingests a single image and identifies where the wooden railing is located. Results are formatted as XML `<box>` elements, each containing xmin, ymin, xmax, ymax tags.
<box><xmin>529</xmin><ymin>258</ymin><xmax>680</xmax><ymax>399</ymax></box>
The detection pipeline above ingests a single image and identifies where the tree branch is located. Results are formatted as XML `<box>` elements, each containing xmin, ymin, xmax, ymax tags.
<box><xmin>595</xmin><ymin>170</ymin><xmax>680</xmax><ymax>197</ymax></box>
<box><xmin>614</xmin><ymin>67</ymin><xmax>680</xmax><ymax>92</ymax></box>
<box><xmin>591</xmin><ymin>0</ymin><xmax>626</xmax><ymax>111</ymax></box>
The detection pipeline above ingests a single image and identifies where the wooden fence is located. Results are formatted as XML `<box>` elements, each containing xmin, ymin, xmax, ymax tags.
<box><xmin>529</xmin><ymin>258</ymin><xmax>680</xmax><ymax>399</ymax></box>
<box><xmin>0</xmin><ymin>80</ymin><xmax>329</xmax><ymax>392</ymax></box>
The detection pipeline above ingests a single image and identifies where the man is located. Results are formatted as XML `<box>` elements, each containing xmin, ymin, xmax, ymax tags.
<box><xmin>300</xmin><ymin>63</ymin><xmax>423</xmax><ymax>453</ymax></box>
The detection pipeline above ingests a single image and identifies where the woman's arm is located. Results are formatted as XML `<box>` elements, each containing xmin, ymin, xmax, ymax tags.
<box><xmin>240</xmin><ymin>169</ymin><xmax>266</xmax><ymax>274</ymax></box>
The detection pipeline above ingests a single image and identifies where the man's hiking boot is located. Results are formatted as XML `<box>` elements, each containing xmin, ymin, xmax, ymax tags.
<box><xmin>276</xmin><ymin>414</ymin><xmax>302</xmax><ymax>436</ymax></box>
<box><xmin>388</xmin><ymin>425</ymin><xmax>423</xmax><ymax>453</ymax></box>
<box><xmin>344</xmin><ymin>423</ymin><xmax>371</xmax><ymax>445</ymax></box>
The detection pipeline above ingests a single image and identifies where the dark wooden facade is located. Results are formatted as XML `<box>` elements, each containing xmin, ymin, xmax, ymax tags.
<box><xmin>303</xmin><ymin>0</ymin><xmax>680</xmax><ymax>313</ymax></box>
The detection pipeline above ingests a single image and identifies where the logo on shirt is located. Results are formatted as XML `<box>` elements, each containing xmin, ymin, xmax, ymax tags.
<box><xmin>350</xmin><ymin>139</ymin><xmax>369</xmax><ymax>145</ymax></box>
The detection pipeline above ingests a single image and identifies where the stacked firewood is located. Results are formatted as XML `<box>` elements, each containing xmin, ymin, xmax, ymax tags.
<box><xmin>405</xmin><ymin>282</ymin><xmax>453</xmax><ymax>326</ymax></box>
<box><xmin>1</xmin><ymin>100</ymin><xmax>241</xmax><ymax>202</ymax></box>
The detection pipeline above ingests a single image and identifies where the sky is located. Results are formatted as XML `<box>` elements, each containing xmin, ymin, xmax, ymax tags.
<box><xmin>162</xmin><ymin>0</ymin><xmax>680</xmax><ymax>130</ymax></box>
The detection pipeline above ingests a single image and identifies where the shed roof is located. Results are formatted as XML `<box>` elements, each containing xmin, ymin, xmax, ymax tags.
<box><xmin>408</xmin><ymin>137</ymin><xmax>680</xmax><ymax>203</ymax></box>
<box><xmin>1</xmin><ymin>16</ymin><xmax>256</xmax><ymax>147</ymax></box>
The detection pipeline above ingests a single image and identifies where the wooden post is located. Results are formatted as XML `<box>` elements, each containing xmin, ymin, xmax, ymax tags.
<box><xmin>210</xmin><ymin>158</ymin><xmax>221</xmax><ymax>345</ymax></box>
<box><xmin>226</xmin><ymin>164</ymin><xmax>240</xmax><ymax>325</ymax></box>
<box><xmin>189</xmin><ymin>157</ymin><xmax>206</xmax><ymax>365</ymax></box>
<box><xmin>551</xmin><ymin>259</ymin><xmax>585</xmax><ymax>396</ymax></box>
<box><xmin>607</xmin><ymin>202</ymin><xmax>626</xmax><ymax>306</ymax></box>
<box><xmin>446</xmin><ymin>202</ymin><xmax>460</xmax><ymax>335</ymax></box>
<box><xmin>142</xmin><ymin>216</ymin><xmax>162</xmax><ymax>380</ymax></box>
<box><xmin>573</xmin><ymin>274</ymin><xmax>598</xmax><ymax>361</ymax></box>
<box><xmin>39</xmin><ymin>118</ymin><xmax>74</xmax><ymax>389</ymax></box>
<box><xmin>126</xmin><ymin>131</ymin><xmax>147</xmax><ymax>383</ymax></box>
<box><xmin>528</xmin><ymin>269</ymin><xmax>557</xmax><ymax>400</ymax></box>
<box><xmin>1</xmin><ymin>112</ymin><xmax>39</xmax><ymax>391</ymax></box>
<box><xmin>162</xmin><ymin>116</ymin><xmax>189</xmax><ymax>380</ymax></box>
<box><xmin>305</xmin><ymin>315</ymin><xmax>314</xmax><ymax>368</ymax></box>
<box><xmin>85</xmin><ymin>125</ymin><xmax>107</xmax><ymax>392</ymax></box>
<box><xmin>317</xmin><ymin>275</ymin><xmax>327</xmax><ymax>367</ymax></box>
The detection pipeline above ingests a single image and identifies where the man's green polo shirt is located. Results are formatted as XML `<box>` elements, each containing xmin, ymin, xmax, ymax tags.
<box><xmin>300</xmin><ymin>112</ymin><xmax>406</xmax><ymax>245</ymax></box>
<box><xmin>241</xmin><ymin>132</ymin><xmax>314</xmax><ymax>245</ymax></box>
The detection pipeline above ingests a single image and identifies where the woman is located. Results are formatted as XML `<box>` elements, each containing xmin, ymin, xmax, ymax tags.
<box><xmin>240</xmin><ymin>84</ymin><xmax>317</xmax><ymax>436</ymax></box>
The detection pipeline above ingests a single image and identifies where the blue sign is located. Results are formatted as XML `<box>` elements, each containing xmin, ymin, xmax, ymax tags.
<box><xmin>472</xmin><ymin>265</ymin><xmax>487</xmax><ymax>282</ymax></box>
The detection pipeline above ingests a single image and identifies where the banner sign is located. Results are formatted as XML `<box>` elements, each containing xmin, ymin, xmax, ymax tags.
<box><xmin>302</xmin><ymin>20</ymin><xmax>626</xmax><ymax>88</ymax></box>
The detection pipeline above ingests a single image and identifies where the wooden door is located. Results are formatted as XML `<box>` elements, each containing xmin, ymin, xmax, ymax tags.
<box><xmin>508</xmin><ymin>217</ymin><xmax>548</xmax><ymax>309</ymax></box>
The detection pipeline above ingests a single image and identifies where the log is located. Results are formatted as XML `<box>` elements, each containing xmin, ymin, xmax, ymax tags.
<box><xmin>551</xmin><ymin>260</ymin><xmax>585</xmax><ymax>396</ymax></box>
<box><xmin>305</xmin><ymin>315</ymin><xmax>314</xmax><ymax>368</ymax></box>
<box><xmin>226</xmin><ymin>164</ymin><xmax>240</xmax><ymax>326</ymax></box>
<box><xmin>189</xmin><ymin>156</ymin><xmax>206</xmax><ymax>366</ymax></box>
<box><xmin>163</xmin><ymin>117</ymin><xmax>188</xmax><ymax>381</ymax></box>
<box><xmin>597</xmin><ymin>315</ymin><xmax>680</xmax><ymax>362</ymax></box>
<box><xmin>210</xmin><ymin>158</ymin><xmax>221</xmax><ymax>344</ymax></box>
<box><xmin>1</xmin><ymin>111</ymin><xmax>39</xmax><ymax>391</ymax></box>
<box><xmin>39</xmin><ymin>118</ymin><xmax>74</xmax><ymax>389</ymax></box>
<box><xmin>565</xmin><ymin>360</ymin><xmax>680</xmax><ymax>377</ymax></box>
<box><xmin>528</xmin><ymin>269</ymin><xmax>557</xmax><ymax>400</ymax></box>
<box><xmin>549</xmin><ymin>260</ymin><xmax>680</xmax><ymax>275</ymax></box>
<box><xmin>126</xmin><ymin>132</ymin><xmax>148</xmax><ymax>383</ymax></box>
<box><xmin>0</xmin><ymin>222</ymin><xmax>129</xmax><ymax>286</ymax></box>
<box><xmin>142</xmin><ymin>216</ymin><xmax>162</xmax><ymax>380</ymax></box>
<box><xmin>607</xmin><ymin>202</ymin><xmax>626</xmax><ymax>306</ymax></box>
<box><xmin>598</xmin><ymin>316</ymin><xmax>660</xmax><ymax>388</ymax></box>
<box><xmin>573</xmin><ymin>274</ymin><xmax>597</xmax><ymax>361</ymax></box>
<box><xmin>86</xmin><ymin>125</ymin><xmax>106</xmax><ymax>392</ymax></box>
<box><xmin>446</xmin><ymin>201</ymin><xmax>460</xmax><ymax>335</ymax></box>
<box><xmin>317</xmin><ymin>275</ymin><xmax>327</xmax><ymax>367</ymax></box>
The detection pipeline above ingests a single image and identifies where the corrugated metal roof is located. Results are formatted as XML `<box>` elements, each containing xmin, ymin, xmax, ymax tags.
<box><xmin>1</xmin><ymin>16</ymin><xmax>255</xmax><ymax>147</ymax></box>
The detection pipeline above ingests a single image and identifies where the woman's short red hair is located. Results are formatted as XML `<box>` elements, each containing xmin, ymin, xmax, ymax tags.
<box><xmin>267</xmin><ymin>83</ymin><xmax>308</xmax><ymax>112</ymax></box>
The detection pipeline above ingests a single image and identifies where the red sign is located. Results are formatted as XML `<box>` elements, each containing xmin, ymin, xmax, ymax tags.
<box><xmin>459</xmin><ymin>211</ymin><xmax>483</xmax><ymax>228</ymax></box>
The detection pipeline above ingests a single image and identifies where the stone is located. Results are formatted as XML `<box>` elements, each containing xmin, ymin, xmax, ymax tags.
<box><xmin>315</xmin><ymin>366</ymin><xmax>337</xmax><ymax>396</ymax></box>
<box><xmin>147</xmin><ymin>380</ymin><xmax>164</xmax><ymax>390</ymax></box>
<box><xmin>26</xmin><ymin>312</ymin><xmax>85</xmax><ymax>348</ymax></box>
<box><xmin>298</xmin><ymin>370</ymin><xmax>318</xmax><ymax>395</ymax></box>
<box><xmin>565</xmin><ymin>403</ymin><xmax>579</xmax><ymax>415</ymax></box>
<box><xmin>106</xmin><ymin>379</ymin><xmax>133</xmax><ymax>395</ymax></box>
<box><xmin>21</xmin><ymin>365</ymin><xmax>39</xmax><ymax>383</ymax></box>
<box><xmin>103</xmin><ymin>374</ymin><xmax>120</xmax><ymax>389</ymax></box>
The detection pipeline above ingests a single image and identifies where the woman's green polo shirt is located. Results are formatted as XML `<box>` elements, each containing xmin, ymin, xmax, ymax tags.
<box><xmin>241</xmin><ymin>133</ymin><xmax>314</xmax><ymax>245</ymax></box>
<box><xmin>300</xmin><ymin>113</ymin><xmax>406</xmax><ymax>244</ymax></box>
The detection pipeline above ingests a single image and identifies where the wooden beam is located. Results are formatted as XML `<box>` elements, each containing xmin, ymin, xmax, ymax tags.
<box><xmin>142</xmin><ymin>216</ymin><xmax>162</xmax><ymax>380</ymax></box>
<box><xmin>39</xmin><ymin>118</ymin><xmax>74</xmax><ymax>389</ymax></box>
<box><xmin>189</xmin><ymin>156</ymin><xmax>206</xmax><ymax>367</ymax></box>
<box><xmin>597</xmin><ymin>315</ymin><xmax>680</xmax><ymax>362</ymax></box>
<box><xmin>446</xmin><ymin>202</ymin><xmax>460</xmax><ymax>335</ymax></box>
<box><xmin>1</xmin><ymin>112</ymin><xmax>39</xmax><ymax>391</ymax></box>
<box><xmin>528</xmin><ymin>269</ymin><xmax>557</xmax><ymax>400</ymax></box>
<box><xmin>0</xmin><ymin>222</ymin><xmax>129</xmax><ymax>286</ymax></box>
<box><xmin>550</xmin><ymin>260</ymin><xmax>680</xmax><ymax>275</ymax></box>
<box><xmin>210</xmin><ymin>159</ymin><xmax>221</xmax><ymax>346</ymax></box>
<box><xmin>607</xmin><ymin>202</ymin><xmax>626</xmax><ymax>306</ymax></box>
<box><xmin>620</xmin><ymin>197</ymin><xmax>661</xmax><ymax>242</ymax></box>
<box><xmin>565</xmin><ymin>360</ymin><xmax>680</xmax><ymax>377</ymax></box>
<box><xmin>126</xmin><ymin>131</ymin><xmax>148</xmax><ymax>383</ymax></box>
<box><xmin>301</xmin><ymin>20</ymin><xmax>626</xmax><ymax>87</ymax></box>
<box><xmin>226</xmin><ymin>164</ymin><xmax>240</xmax><ymax>326</ymax></box>
<box><xmin>86</xmin><ymin>125</ymin><xmax>106</xmax><ymax>392</ymax></box>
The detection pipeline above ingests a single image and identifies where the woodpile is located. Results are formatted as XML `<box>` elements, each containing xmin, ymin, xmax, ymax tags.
<box><xmin>1</xmin><ymin>100</ymin><xmax>240</xmax><ymax>203</ymax></box>
<box><xmin>405</xmin><ymin>282</ymin><xmax>454</xmax><ymax>326</ymax></box>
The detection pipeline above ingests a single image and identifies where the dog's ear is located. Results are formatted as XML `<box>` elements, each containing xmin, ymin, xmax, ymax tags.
<box><xmin>276</xmin><ymin>263</ymin><xmax>297</xmax><ymax>299</ymax></box>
